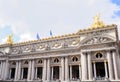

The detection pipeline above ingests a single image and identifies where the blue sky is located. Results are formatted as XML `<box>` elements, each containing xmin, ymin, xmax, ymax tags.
<box><xmin>111</xmin><ymin>0</ymin><xmax>120</xmax><ymax>17</ymax></box>
<box><xmin>111</xmin><ymin>0</ymin><xmax>120</xmax><ymax>6</ymax></box>
<box><xmin>0</xmin><ymin>0</ymin><xmax>120</xmax><ymax>43</ymax></box>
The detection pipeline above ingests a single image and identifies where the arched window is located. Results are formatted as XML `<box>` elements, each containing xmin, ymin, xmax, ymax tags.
<box><xmin>38</xmin><ymin>59</ymin><xmax>43</xmax><ymax>64</ymax></box>
<box><xmin>54</xmin><ymin>58</ymin><xmax>59</xmax><ymax>63</ymax></box>
<box><xmin>96</xmin><ymin>53</ymin><xmax>102</xmax><ymax>58</ymax></box>
<box><xmin>72</xmin><ymin>56</ymin><xmax>78</xmax><ymax>62</ymax></box>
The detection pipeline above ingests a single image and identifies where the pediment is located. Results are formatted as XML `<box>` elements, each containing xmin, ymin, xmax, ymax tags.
<box><xmin>81</xmin><ymin>36</ymin><xmax>115</xmax><ymax>45</ymax></box>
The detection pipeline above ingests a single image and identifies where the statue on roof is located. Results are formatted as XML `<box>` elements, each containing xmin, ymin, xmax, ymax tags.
<box><xmin>90</xmin><ymin>14</ymin><xmax>105</xmax><ymax>28</ymax></box>
<box><xmin>6</xmin><ymin>34</ymin><xmax>13</xmax><ymax>44</ymax></box>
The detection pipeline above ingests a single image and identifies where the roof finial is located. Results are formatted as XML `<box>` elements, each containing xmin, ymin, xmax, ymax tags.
<box><xmin>90</xmin><ymin>13</ymin><xmax>105</xmax><ymax>28</ymax></box>
<box><xmin>6</xmin><ymin>34</ymin><xmax>13</xmax><ymax>44</ymax></box>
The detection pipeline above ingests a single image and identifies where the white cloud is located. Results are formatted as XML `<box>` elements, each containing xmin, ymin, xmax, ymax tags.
<box><xmin>0</xmin><ymin>0</ymin><xmax>120</xmax><ymax>42</ymax></box>
<box><xmin>19</xmin><ymin>33</ymin><xmax>35</xmax><ymax>42</ymax></box>
<box><xmin>1</xmin><ymin>37</ymin><xmax>7</xmax><ymax>44</ymax></box>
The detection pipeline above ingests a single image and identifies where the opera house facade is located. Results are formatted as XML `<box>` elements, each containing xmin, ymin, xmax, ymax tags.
<box><xmin>0</xmin><ymin>15</ymin><xmax>120</xmax><ymax>82</ymax></box>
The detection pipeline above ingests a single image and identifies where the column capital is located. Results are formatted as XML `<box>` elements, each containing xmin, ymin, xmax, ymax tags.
<box><xmin>92</xmin><ymin>61</ymin><xmax>95</xmax><ymax>63</ymax></box>
<box><xmin>87</xmin><ymin>51</ymin><xmax>92</xmax><ymax>54</ymax></box>
<box><xmin>69</xmin><ymin>64</ymin><xmax>72</xmax><ymax>66</ymax></box>
<box><xmin>59</xmin><ymin>65</ymin><xmax>62</xmax><ymax>67</ymax></box>
<box><xmin>104</xmin><ymin>60</ymin><xmax>107</xmax><ymax>63</ymax></box>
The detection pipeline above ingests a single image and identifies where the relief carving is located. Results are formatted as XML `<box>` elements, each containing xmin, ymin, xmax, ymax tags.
<box><xmin>83</xmin><ymin>36</ymin><xmax>113</xmax><ymax>45</ymax></box>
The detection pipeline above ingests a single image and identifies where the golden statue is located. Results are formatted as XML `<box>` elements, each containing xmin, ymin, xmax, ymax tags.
<box><xmin>7</xmin><ymin>34</ymin><xmax>13</xmax><ymax>44</ymax></box>
<box><xmin>90</xmin><ymin>14</ymin><xmax>105</xmax><ymax>28</ymax></box>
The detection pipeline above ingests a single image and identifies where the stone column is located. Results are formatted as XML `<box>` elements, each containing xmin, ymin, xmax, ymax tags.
<box><xmin>35</xmin><ymin>67</ymin><xmax>37</xmax><ymax>79</ymax></box>
<box><xmin>107</xmin><ymin>51</ymin><xmax>114</xmax><ymax>80</ymax></box>
<box><xmin>0</xmin><ymin>62</ymin><xmax>2</xmax><ymax>79</ymax></box>
<box><xmin>27</xmin><ymin>60</ymin><xmax>32</xmax><ymax>81</ymax></box>
<box><xmin>4</xmin><ymin>59</ymin><xmax>9</xmax><ymax>80</ymax></box>
<box><xmin>104</xmin><ymin>60</ymin><xmax>108</xmax><ymax>79</ymax></box>
<box><xmin>47</xmin><ymin>58</ymin><xmax>50</xmax><ymax>81</ymax></box>
<box><xmin>93</xmin><ymin>61</ymin><xmax>96</xmax><ymax>79</ymax></box>
<box><xmin>21</xmin><ymin>68</ymin><xmax>23</xmax><ymax>79</ymax></box>
<box><xmin>65</xmin><ymin>57</ymin><xmax>69</xmax><ymax>81</ymax></box>
<box><xmin>61</xmin><ymin>57</ymin><xmax>64</xmax><ymax>81</ymax></box>
<box><xmin>31</xmin><ymin>60</ymin><xmax>35</xmax><ymax>80</ymax></box>
<box><xmin>70</xmin><ymin>65</ymin><xmax>72</xmax><ymax>80</ymax></box>
<box><xmin>2</xmin><ymin>61</ymin><xmax>6</xmax><ymax>79</ymax></box>
<box><xmin>51</xmin><ymin>66</ymin><xmax>53</xmax><ymax>80</ymax></box>
<box><xmin>79</xmin><ymin>65</ymin><xmax>81</xmax><ymax>80</ymax></box>
<box><xmin>81</xmin><ymin>52</ymin><xmax>87</xmax><ymax>81</ymax></box>
<box><xmin>112</xmin><ymin>51</ymin><xmax>119</xmax><ymax>80</ymax></box>
<box><xmin>42</xmin><ymin>59</ymin><xmax>47</xmax><ymax>81</ymax></box>
<box><xmin>88</xmin><ymin>52</ymin><xmax>93</xmax><ymax>80</ymax></box>
<box><xmin>17</xmin><ymin>61</ymin><xmax>21</xmax><ymax>80</ymax></box>
<box><xmin>14</xmin><ymin>61</ymin><xmax>19</xmax><ymax>81</ymax></box>
<box><xmin>0</xmin><ymin>61</ymin><xmax>3</xmax><ymax>79</ymax></box>
<box><xmin>59</xmin><ymin>66</ymin><xmax>61</xmax><ymax>80</ymax></box>
<box><xmin>9</xmin><ymin>68</ymin><xmax>11</xmax><ymax>79</ymax></box>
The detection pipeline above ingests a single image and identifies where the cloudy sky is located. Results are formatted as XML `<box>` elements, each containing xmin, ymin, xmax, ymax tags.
<box><xmin>0</xmin><ymin>0</ymin><xmax>120</xmax><ymax>43</ymax></box>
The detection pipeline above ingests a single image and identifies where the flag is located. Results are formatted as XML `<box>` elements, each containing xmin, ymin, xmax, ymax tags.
<box><xmin>36</xmin><ymin>33</ymin><xmax>40</xmax><ymax>40</ymax></box>
<box><xmin>50</xmin><ymin>30</ymin><xmax>53</xmax><ymax>36</ymax></box>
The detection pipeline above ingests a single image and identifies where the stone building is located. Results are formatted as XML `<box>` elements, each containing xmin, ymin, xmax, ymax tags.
<box><xmin>0</xmin><ymin>16</ymin><xmax>120</xmax><ymax>82</ymax></box>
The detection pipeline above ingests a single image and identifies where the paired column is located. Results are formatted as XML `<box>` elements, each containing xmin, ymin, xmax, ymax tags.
<box><xmin>81</xmin><ymin>52</ymin><xmax>87</xmax><ymax>80</ymax></box>
<box><xmin>42</xmin><ymin>59</ymin><xmax>47</xmax><ymax>81</ymax></box>
<box><xmin>27</xmin><ymin>60</ymin><xmax>32</xmax><ymax>81</ymax></box>
<box><xmin>59</xmin><ymin>66</ymin><xmax>62</xmax><ymax>80</ymax></box>
<box><xmin>112</xmin><ymin>51</ymin><xmax>119</xmax><ymax>80</ymax></box>
<box><xmin>93</xmin><ymin>61</ymin><xmax>96</xmax><ymax>79</ymax></box>
<box><xmin>14</xmin><ymin>61</ymin><xmax>19</xmax><ymax>81</ymax></box>
<box><xmin>31</xmin><ymin>60</ymin><xmax>35</xmax><ymax>80</ymax></box>
<box><xmin>47</xmin><ymin>58</ymin><xmax>50</xmax><ymax>81</ymax></box>
<box><xmin>9</xmin><ymin>68</ymin><xmax>12</xmax><ymax>79</ymax></box>
<box><xmin>104</xmin><ymin>60</ymin><xmax>108</xmax><ymax>79</ymax></box>
<box><xmin>65</xmin><ymin>57</ymin><xmax>69</xmax><ymax>81</ymax></box>
<box><xmin>0</xmin><ymin>62</ymin><xmax>2</xmax><ymax>79</ymax></box>
<box><xmin>17</xmin><ymin>61</ymin><xmax>21</xmax><ymax>80</ymax></box>
<box><xmin>21</xmin><ymin>68</ymin><xmax>23</xmax><ymax>79</ymax></box>
<box><xmin>0</xmin><ymin>61</ymin><xmax>4</xmax><ymax>79</ymax></box>
<box><xmin>87</xmin><ymin>52</ymin><xmax>93</xmax><ymax>80</ymax></box>
<box><xmin>4</xmin><ymin>59</ymin><xmax>9</xmax><ymax>80</ymax></box>
<box><xmin>70</xmin><ymin>65</ymin><xmax>72</xmax><ymax>80</ymax></box>
<box><xmin>61</xmin><ymin>57</ymin><xmax>64</xmax><ymax>81</ymax></box>
<box><xmin>79</xmin><ymin>65</ymin><xmax>81</xmax><ymax>80</ymax></box>
<box><xmin>51</xmin><ymin>66</ymin><xmax>53</xmax><ymax>80</ymax></box>
<box><xmin>107</xmin><ymin>51</ymin><xmax>114</xmax><ymax>80</ymax></box>
<box><xmin>35</xmin><ymin>67</ymin><xmax>37</xmax><ymax>79</ymax></box>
